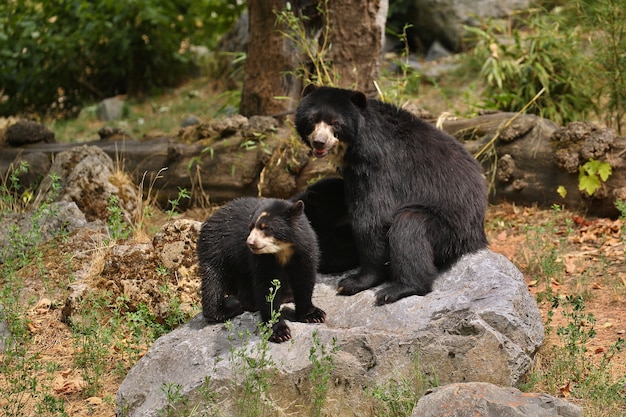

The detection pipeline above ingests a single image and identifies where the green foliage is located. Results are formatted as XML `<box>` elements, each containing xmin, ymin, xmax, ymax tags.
<box><xmin>469</xmin><ymin>2</ymin><xmax>626</xmax><ymax>132</ymax></box>
<box><xmin>106</xmin><ymin>194</ymin><xmax>132</xmax><ymax>242</ymax></box>
<box><xmin>72</xmin><ymin>300</ymin><xmax>111</xmax><ymax>397</ymax></box>
<box><xmin>228</xmin><ymin>279</ymin><xmax>283</xmax><ymax>417</ymax></box>
<box><xmin>166</xmin><ymin>187</ymin><xmax>191</xmax><ymax>221</ymax></box>
<box><xmin>379</xmin><ymin>24</ymin><xmax>421</xmax><ymax>105</ymax></box>
<box><xmin>574</xmin><ymin>0</ymin><xmax>626</xmax><ymax>133</ymax></box>
<box><xmin>467</xmin><ymin>12</ymin><xmax>595</xmax><ymax>125</ymax></box>
<box><xmin>0</xmin><ymin>0</ymin><xmax>245</xmax><ymax>116</ymax></box>
<box><xmin>578</xmin><ymin>159</ymin><xmax>612</xmax><ymax>196</ymax></box>
<box><xmin>0</xmin><ymin>161</ymin><xmax>31</xmax><ymax>214</ymax></box>
<box><xmin>527</xmin><ymin>295</ymin><xmax>626</xmax><ymax>413</ymax></box>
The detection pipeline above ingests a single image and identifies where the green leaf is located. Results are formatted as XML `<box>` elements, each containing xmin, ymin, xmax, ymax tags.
<box><xmin>557</xmin><ymin>185</ymin><xmax>567</xmax><ymax>198</ymax></box>
<box><xmin>597</xmin><ymin>161</ymin><xmax>612</xmax><ymax>182</ymax></box>
<box><xmin>578</xmin><ymin>170</ymin><xmax>601</xmax><ymax>195</ymax></box>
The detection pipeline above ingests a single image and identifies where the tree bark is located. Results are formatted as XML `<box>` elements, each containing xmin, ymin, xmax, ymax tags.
<box><xmin>240</xmin><ymin>0</ymin><xmax>300</xmax><ymax>117</ymax></box>
<box><xmin>326</xmin><ymin>0</ymin><xmax>388</xmax><ymax>95</ymax></box>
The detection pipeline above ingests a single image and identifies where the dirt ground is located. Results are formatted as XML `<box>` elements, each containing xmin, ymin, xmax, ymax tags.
<box><xmin>2</xmin><ymin>201</ymin><xmax>625</xmax><ymax>416</ymax></box>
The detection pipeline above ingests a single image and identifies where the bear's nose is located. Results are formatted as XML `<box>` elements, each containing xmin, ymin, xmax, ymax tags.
<box><xmin>312</xmin><ymin>139</ymin><xmax>326</xmax><ymax>150</ymax></box>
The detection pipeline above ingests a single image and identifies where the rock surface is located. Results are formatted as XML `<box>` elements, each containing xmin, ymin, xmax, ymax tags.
<box><xmin>96</xmin><ymin>97</ymin><xmax>126</xmax><ymax>121</ymax></box>
<box><xmin>116</xmin><ymin>249</ymin><xmax>544</xmax><ymax>416</ymax></box>
<box><xmin>411</xmin><ymin>382</ymin><xmax>582</xmax><ymax>417</ymax></box>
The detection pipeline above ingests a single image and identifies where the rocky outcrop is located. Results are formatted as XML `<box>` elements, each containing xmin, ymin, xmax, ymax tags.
<box><xmin>411</xmin><ymin>382</ymin><xmax>582</xmax><ymax>417</ymax></box>
<box><xmin>34</xmin><ymin>145</ymin><xmax>140</xmax><ymax>224</ymax></box>
<box><xmin>116</xmin><ymin>249</ymin><xmax>544</xmax><ymax>416</ymax></box>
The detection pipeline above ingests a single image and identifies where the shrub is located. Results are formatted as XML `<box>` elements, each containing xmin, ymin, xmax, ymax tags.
<box><xmin>0</xmin><ymin>0</ymin><xmax>244</xmax><ymax>117</ymax></box>
<box><xmin>467</xmin><ymin>12</ymin><xmax>595</xmax><ymax>125</ymax></box>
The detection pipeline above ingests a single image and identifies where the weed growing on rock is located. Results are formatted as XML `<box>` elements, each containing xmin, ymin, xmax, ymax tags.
<box><xmin>227</xmin><ymin>279</ymin><xmax>282</xmax><ymax>417</ymax></box>
<box><xmin>106</xmin><ymin>194</ymin><xmax>132</xmax><ymax>242</ymax></box>
<box><xmin>166</xmin><ymin>187</ymin><xmax>191</xmax><ymax>221</ymax></box>
<box><xmin>160</xmin><ymin>382</ymin><xmax>186</xmax><ymax>417</ymax></box>
<box><xmin>308</xmin><ymin>330</ymin><xmax>338</xmax><ymax>417</ymax></box>
<box><xmin>0</xmin><ymin>160</ymin><xmax>31</xmax><ymax>214</ymax></box>
<box><xmin>369</xmin><ymin>352</ymin><xmax>438</xmax><ymax>417</ymax></box>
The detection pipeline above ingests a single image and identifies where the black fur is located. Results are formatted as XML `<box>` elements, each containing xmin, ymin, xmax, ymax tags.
<box><xmin>290</xmin><ymin>177</ymin><xmax>359</xmax><ymax>274</ymax></box>
<box><xmin>197</xmin><ymin>197</ymin><xmax>325</xmax><ymax>343</ymax></box>
<box><xmin>295</xmin><ymin>85</ymin><xmax>488</xmax><ymax>304</ymax></box>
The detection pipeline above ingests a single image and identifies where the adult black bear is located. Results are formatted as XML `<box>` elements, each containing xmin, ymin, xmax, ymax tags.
<box><xmin>197</xmin><ymin>197</ymin><xmax>325</xmax><ymax>343</ymax></box>
<box><xmin>290</xmin><ymin>177</ymin><xmax>359</xmax><ymax>274</ymax></box>
<box><xmin>295</xmin><ymin>85</ymin><xmax>488</xmax><ymax>305</ymax></box>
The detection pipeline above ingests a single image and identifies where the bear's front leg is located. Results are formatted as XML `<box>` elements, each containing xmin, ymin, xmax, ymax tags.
<box><xmin>269</xmin><ymin>319</ymin><xmax>292</xmax><ymax>343</ymax></box>
<box><xmin>296</xmin><ymin>306</ymin><xmax>326</xmax><ymax>323</ymax></box>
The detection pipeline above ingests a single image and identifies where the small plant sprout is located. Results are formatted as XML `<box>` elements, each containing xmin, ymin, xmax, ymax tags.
<box><xmin>166</xmin><ymin>187</ymin><xmax>191</xmax><ymax>221</ymax></box>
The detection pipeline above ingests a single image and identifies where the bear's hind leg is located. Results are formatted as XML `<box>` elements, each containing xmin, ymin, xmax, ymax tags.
<box><xmin>201</xmin><ymin>266</ymin><xmax>244</xmax><ymax>322</ymax></box>
<box><xmin>375</xmin><ymin>208</ymin><xmax>438</xmax><ymax>305</ymax></box>
<box><xmin>337</xmin><ymin>269</ymin><xmax>386</xmax><ymax>296</ymax></box>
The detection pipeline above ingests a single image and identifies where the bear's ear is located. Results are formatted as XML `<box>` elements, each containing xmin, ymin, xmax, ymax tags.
<box><xmin>350</xmin><ymin>91</ymin><xmax>367</xmax><ymax>109</ymax></box>
<box><xmin>302</xmin><ymin>84</ymin><xmax>317</xmax><ymax>97</ymax></box>
<box><xmin>289</xmin><ymin>200</ymin><xmax>305</xmax><ymax>217</ymax></box>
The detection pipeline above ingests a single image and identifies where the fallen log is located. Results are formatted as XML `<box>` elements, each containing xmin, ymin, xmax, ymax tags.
<box><xmin>438</xmin><ymin>112</ymin><xmax>626</xmax><ymax>218</ymax></box>
<box><xmin>2</xmin><ymin>113</ymin><xmax>625</xmax><ymax>217</ymax></box>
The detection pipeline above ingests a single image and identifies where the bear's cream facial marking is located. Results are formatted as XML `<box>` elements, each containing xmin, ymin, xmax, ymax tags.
<box><xmin>246</xmin><ymin>228</ymin><xmax>294</xmax><ymax>265</ymax></box>
<box><xmin>246</xmin><ymin>213</ymin><xmax>294</xmax><ymax>265</ymax></box>
<box><xmin>308</xmin><ymin>121</ymin><xmax>338</xmax><ymax>158</ymax></box>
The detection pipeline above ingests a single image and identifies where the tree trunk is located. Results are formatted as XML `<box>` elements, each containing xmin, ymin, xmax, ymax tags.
<box><xmin>240</xmin><ymin>0</ymin><xmax>388</xmax><ymax>116</ymax></box>
<box><xmin>240</xmin><ymin>0</ymin><xmax>300</xmax><ymax>117</ymax></box>
<box><xmin>326</xmin><ymin>0</ymin><xmax>388</xmax><ymax>95</ymax></box>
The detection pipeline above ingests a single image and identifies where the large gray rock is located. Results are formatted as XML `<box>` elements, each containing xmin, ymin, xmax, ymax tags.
<box><xmin>411</xmin><ymin>382</ymin><xmax>582</xmax><ymax>417</ymax></box>
<box><xmin>116</xmin><ymin>249</ymin><xmax>543</xmax><ymax>416</ymax></box>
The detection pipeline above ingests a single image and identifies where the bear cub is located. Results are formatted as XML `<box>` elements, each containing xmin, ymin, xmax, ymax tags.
<box><xmin>197</xmin><ymin>197</ymin><xmax>325</xmax><ymax>343</ymax></box>
<box><xmin>295</xmin><ymin>85</ymin><xmax>488</xmax><ymax>305</ymax></box>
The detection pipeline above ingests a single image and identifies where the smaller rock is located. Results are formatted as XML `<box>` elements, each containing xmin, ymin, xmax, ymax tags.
<box><xmin>181</xmin><ymin>116</ymin><xmax>201</xmax><ymax>128</ymax></box>
<box><xmin>425</xmin><ymin>40</ymin><xmax>452</xmax><ymax>61</ymax></box>
<box><xmin>0</xmin><ymin>303</ymin><xmax>10</xmax><ymax>353</ymax></box>
<box><xmin>6</xmin><ymin>120</ymin><xmax>55</xmax><ymax>146</ymax></box>
<box><xmin>96</xmin><ymin>97</ymin><xmax>126</xmax><ymax>121</ymax></box>
<box><xmin>152</xmin><ymin>219</ymin><xmax>201</xmax><ymax>270</ymax></box>
<box><xmin>411</xmin><ymin>382</ymin><xmax>582</xmax><ymax>417</ymax></box>
<box><xmin>0</xmin><ymin>201</ymin><xmax>88</xmax><ymax>263</ymax></box>
<box><xmin>98</xmin><ymin>126</ymin><xmax>131</xmax><ymax>141</ymax></box>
